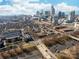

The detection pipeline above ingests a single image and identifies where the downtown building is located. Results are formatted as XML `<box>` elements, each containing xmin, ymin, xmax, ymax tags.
<box><xmin>68</xmin><ymin>11</ymin><xmax>76</xmax><ymax>23</ymax></box>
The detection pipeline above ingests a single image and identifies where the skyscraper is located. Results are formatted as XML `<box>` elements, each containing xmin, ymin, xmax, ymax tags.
<box><xmin>58</xmin><ymin>11</ymin><xmax>65</xmax><ymax>19</ymax></box>
<box><xmin>36</xmin><ymin>11</ymin><xmax>40</xmax><ymax>17</ymax></box>
<box><xmin>70</xmin><ymin>11</ymin><xmax>75</xmax><ymax>21</ymax></box>
<box><xmin>44</xmin><ymin>11</ymin><xmax>50</xmax><ymax>18</ymax></box>
<box><xmin>51</xmin><ymin>5</ymin><xmax>55</xmax><ymax>16</ymax></box>
<box><xmin>67</xmin><ymin>11</ymin><xmax>75</xmax><ymax>23</ymax></box>
<box><xmin>50</xmin><ymin>5</ymin><xmax>55</xmax><ymax>23</ymax></box>
<box><xmin>36</xmin><ymin>10</ymin><xmax>44</xmax><ymax>21</ymax></box>
<box><xmin>70</xmin><ymin>11</ymin><xmax>75</xmax><ymax>22</ymax></box>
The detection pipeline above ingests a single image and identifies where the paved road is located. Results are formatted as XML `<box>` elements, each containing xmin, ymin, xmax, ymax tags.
<box><xmin>35</xmin><ymin>40</ymin><xmax>57</xmax><ymax>59</ymax></box>
<box><xmin>68</xmin><ymin>35</ymin><xmax>79</xmax><ymax>41</ymax></box>
<box><xmin>53</xmin><ymin>28</ymin><xmax>79</xmax><ymax>42</ymax></box>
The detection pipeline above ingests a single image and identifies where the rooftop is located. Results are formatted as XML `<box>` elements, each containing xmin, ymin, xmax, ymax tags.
<box><xmin>1</xmin><ymin>30</ymin><xmax>22</xmax><ymax>39</ymax></box>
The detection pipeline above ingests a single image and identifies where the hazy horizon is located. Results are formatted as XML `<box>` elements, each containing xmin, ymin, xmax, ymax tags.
<box><xmin>0</xmin><ymin>0</ymin><xmax>78</xmax><ymax>15</ymax></box>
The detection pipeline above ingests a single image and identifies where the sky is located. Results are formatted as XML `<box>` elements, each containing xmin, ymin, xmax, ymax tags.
<box><xmin>0</xmin><ymin>0</ymin><xmax>79</xmax><ymax>15</ymax></box>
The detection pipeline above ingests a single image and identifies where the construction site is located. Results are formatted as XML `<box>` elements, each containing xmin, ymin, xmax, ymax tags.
<box><xmin>0</xmin><ymin>19</ymin><xmax>79</xmax><ymax>59</ymax></box>
<box><xmin>0</xmin><ymin>0</ymin><xmax>79</xmax><ymax>59</ymax></box>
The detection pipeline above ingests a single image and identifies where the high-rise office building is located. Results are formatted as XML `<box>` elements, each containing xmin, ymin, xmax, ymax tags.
<box><xmin>67</xmin><ymin>11</ymin><xmax>75</xmax><ymax>23</ymax></box>
<box><xmin>36</xmin><ymin>11</ymin><xmax>40</xmax><ymax>17</ymax></box>
<box><xmin>51</xmin><ymin>5</ymin><xmax>55</xmax><ymax>16</ymax></box>
<box><xmin>44</xmin><ymin>11</ymin><xmax>50</xmax><ymax>18</ymax></box>
<box><xmin>50</xmin><ymin>5</ymin><xmax>55</xmax><ymax>23</ymax></box>
<box><xmin>70</xmin><ymin>11</ymin><xmax>75</xmax><ymax>22</ymax></box>
<box><xmin>58</xmin><ymin>11</ymin><xmax>65</xmax><ymax>19</ymax></box>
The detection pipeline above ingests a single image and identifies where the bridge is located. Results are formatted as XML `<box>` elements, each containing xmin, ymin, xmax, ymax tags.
<box><xmin>68</xmin><ymin>35</ymin><xmax>79</xmax><ymax>41</ymax></box>
<box><xmin>31</xmin><ymin>31</ymin><xmax>58</xmax><ymax>59</ymax></box>
<box><xmin>53</xmin><ymin>27</ymin><xmax>79</xmax><ymax>41</ymax></box>
<box><xmin>34</xmin><ymin>40</ymin><xmax>57</xmax><ymax>59</ymax></box>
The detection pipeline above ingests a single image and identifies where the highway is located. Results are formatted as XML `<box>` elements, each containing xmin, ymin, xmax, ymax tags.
<box><xmin>68</xmin><ymin>35</ymin><xmax>79</xmax><ymax>41</ymax></box>
<box><xmin>31</xmin><ymin>32</ymin><xmax>57</xmax><ymax>59</ymax></box>
<box><xmin>34</xmin><ymin>40</ymin><xmax>57</xmax><ymax>59</ymax></box>
<box><xmin>53</xmin><ymin>27</ymin><xmax>79</xmax><ymax>41</ymax></box>
<box><xmin>31</xmin><ymin>25</ymin><xmax>79</xmax><ymax>59</ymax></box>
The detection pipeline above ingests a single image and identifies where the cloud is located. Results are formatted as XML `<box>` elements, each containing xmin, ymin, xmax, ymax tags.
<box><xmin>0</xmin><ymin>1</ymin><xmax>79</xmax><ymax>15</ymax></box>
<box><xmin>55</xmin><ymin>2</ymin><xmax>79</xmax><ymax>13</ymax></box>
<box><xmin>0</xmin><ymin>0</ymin><xmax>51</xmax><ymax>15</ymax></box>
<box><xmin>12</xmin><ymin>0</ymin><xmax>51</xmax><ymax>14</ymax></box>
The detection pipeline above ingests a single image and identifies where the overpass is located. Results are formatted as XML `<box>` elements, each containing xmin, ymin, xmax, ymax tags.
<box><xmin>68</xmin><ymin>35</ymin><xmax>79</xmax><ymax>41</ymax></box>
<box><xmin>31</xmin><ymin>32</ymin><xmax>57</xmax><ymax>59</ymax></box>
<box><xmin>53</xmin><ymin>27</ymin><xmax>79</xmax><ymax>41</ymax></box>
<box><xmin>34</xmin><ymin>40</ymin><xmax>57</xmax><ymax>59</ymax></box>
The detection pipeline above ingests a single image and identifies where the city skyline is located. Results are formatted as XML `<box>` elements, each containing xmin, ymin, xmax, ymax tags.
<box><xmin>0</xmin><ymin>0</ymin><xmax>79</xmax><ymax>15</ymax></box>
